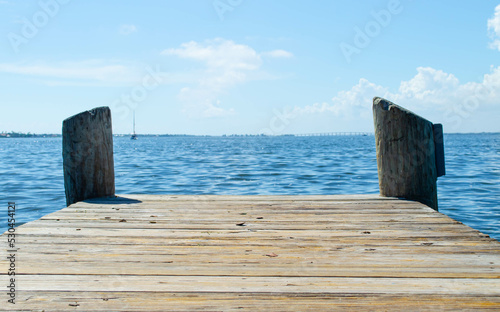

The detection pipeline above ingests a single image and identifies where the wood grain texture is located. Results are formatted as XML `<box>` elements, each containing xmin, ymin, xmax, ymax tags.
<box><xmin>1</xmin><ymin>195</ymin><xmax>499</xmax><ymax>311</ymax></box>
<box><xmin>62</xmin><ymin>107</ymin><xmax>115</xmax><ymax>206</ymax></box>
<box><xmin>373</xmin><ymin>97</ymin><xmax>439</xmax><ymax>210</ymax></box>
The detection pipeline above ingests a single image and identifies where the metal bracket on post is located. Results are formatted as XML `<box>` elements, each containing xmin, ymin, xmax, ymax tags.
<box><xmin>433</xmin><ymin>123</ymin><xmax>446</xmax><ymax>178</ymax></box>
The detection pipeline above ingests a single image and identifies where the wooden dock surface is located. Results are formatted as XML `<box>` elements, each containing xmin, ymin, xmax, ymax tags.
<box><xmin>2</xmin><ymin>194</ymin><xmax>500</xmax><ymax>311</ymax></box>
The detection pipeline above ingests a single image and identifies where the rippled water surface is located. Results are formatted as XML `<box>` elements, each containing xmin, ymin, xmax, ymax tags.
<box><xmin>1</xmin><ymin>134</ymin><xmax>499</xmax><ymax>240</ymax></box>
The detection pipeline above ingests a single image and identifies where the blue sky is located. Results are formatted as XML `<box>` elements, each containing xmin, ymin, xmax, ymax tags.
<box><xmin>1</xmin><ymin>0</ymin><xmax>500</xmax><ymax>135</ymax></box>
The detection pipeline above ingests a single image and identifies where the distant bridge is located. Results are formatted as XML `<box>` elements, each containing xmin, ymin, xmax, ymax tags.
<box><xmin>293</xmin><ymin>132</ymin><xmax>373</xmax><ymax>137</ymax></box>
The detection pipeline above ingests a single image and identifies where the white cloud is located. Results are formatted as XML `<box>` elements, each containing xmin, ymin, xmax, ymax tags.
<box><xmin>488</xmin><ymin>4</ymin><xmax>500</xmax><ymax>50</ymax></box>
<box><xmin>119</xmin><ymin>24</ymin><xmax>137</xmax><ymax>35</ymax></box>
<box><xmin>291</xmin><ymin>66</ymin><xmax>500</xmax><ymax>131</ymax></box>
<box><xmin>291</xmin><ymin>78</ymin><xmax>390</xmax><ymax>119</ymax></box>
<box><xmin>262</xmin><ymin>49</ymin><xmax>294</xmax><ymax>58</ymax></box>
<box><xmin>163</xmin><ymin>38</ymin><xmax>262</xmax><ymax>71</ymax></box>
<box><xmin>398</xmin><ymin>67</ymin><xmax>459</xmax><ymax>99</ymax></box>
<box><xmin>392</xmin><ymin>67</ymin><xmax>499</xmax><ymax>112</ymax></box>
<box><xmin>162</xmin><ymin>38</ymin><xmax>292</xmax><ymax>118</ymax></box>
<box><xmin>0</xmin><ymin>60</ymin><xmax>143</xmax><ymax>86</ymax></box>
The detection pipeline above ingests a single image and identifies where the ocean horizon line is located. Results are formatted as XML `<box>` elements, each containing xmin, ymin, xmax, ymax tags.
<box><xmin>1</xmin><ymin>131</ymin><xmax>500</xmax><ymax>138</ymax></box>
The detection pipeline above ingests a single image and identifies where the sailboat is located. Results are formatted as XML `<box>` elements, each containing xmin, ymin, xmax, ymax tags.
<box><xmin>131</xmin><ymin>111</ymin><xmax>138</xmax><ymax>140</ymax></box>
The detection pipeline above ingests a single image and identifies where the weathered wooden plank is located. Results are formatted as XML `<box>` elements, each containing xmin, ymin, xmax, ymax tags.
<box><xmin>38</xmin><ymin>215</ymin><xmax>455</xmax><ymax>225</ymax></box>
<box><xmin>9</xmin><ymin>263</ymin><xmax>500</xmax><ymax>278</ymax></box>
<box><xmin>7</xmin><ymin>292</ymin><xmax>500</xmax><ymax>312</ymax></box>
<box><xmin>66</xmin><ymin>198</ymin><xmax>426</xmax><ymax>208</ymax></box>
<box><xmin>9</xmin><ymin>245</ymin><xmax>499</xmax><ymax>261</ymax></box>
<box><xmin>7</xmin><ymin>254</ymin><xmax>499</xmax><ymax>275</ymax></box>
<box><xmin>9</xmin><ymin>235</ymin><xmax>497</xmax><ymax>253</ymax></box>
<box><xmin>55</xmin><ymin>203</ymin><xmax>431</xmax><ymax>211</ymax></box>
<box><xmin>18</xmin><ymin>219</ymin><xmax>476</xmax><ymax>231</ymax></box>
<box><xmin>10</xmin><ymin>242</ymin><xmax>500</xmax><ymax>256</ymax></box>
<box><xmin>15</xmin><ymin>275</ymin><xmax>500</xmax><ymax>295</ymax></box>
<box><xmin>86</xmin><ymin>194</ymin><xmax>389</xmax><ymax>202</ymax></box>
<box><xmin>10</xmin><ymin>227</ymin><xmax>485</xmax><ymax>238</ymax></box>
<box><xmin>10</xmin><ymin>237</ymin><xmax>500</xmax><ymax>249</ymax></box>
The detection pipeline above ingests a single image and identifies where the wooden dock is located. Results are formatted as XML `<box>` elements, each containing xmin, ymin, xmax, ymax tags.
<box><xmin>2</xmin><ymin>194</ymin><xmax>500</xmax><ymax>311</ymax></box>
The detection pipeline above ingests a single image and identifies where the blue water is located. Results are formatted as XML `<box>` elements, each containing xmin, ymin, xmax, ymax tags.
<box><xmin>1</xmin><ymin>134</ymin><xmax>499</xmax><ymax>240</ymax></box>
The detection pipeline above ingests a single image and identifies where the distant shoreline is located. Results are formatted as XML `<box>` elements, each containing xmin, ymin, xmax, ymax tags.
<box><xmin>0</xmin><ymin>132</ymin><xmax>61</xmax><ymax>138</ymax></box>
<box><xmin>1</xmin><ymin>132</ymin><xmax>499</xmax><ymax>138</ymax></box>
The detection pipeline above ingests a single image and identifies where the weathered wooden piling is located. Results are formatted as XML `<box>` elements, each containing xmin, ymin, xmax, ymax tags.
<box><xmin>373</xmin><ymin>97</ymin><xmax>444</xmax><ymax>211</ymax></box>
<box><xmin>62</xmin><ymin>107</ymin><xmax>115</xmax><ymax>206</ymax></box>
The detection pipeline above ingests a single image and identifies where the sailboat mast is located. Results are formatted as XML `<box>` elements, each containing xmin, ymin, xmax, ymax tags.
<box><xmin>131</xmin><ymin>111</ymin><xmax>138</xmax><ymax>139</ymax></box>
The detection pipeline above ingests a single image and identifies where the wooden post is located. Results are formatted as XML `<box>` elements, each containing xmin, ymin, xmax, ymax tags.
<box><xmin>373</xmin><ymin>97</ymin><xmax>444</xmax><ymax>211</ymax></box>
<box><xmin>62</xmin><ymin>107</ymin><xmax>115</xmax><ymax>206</ymax></box>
